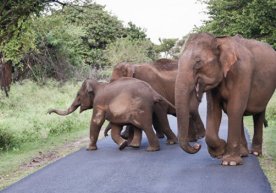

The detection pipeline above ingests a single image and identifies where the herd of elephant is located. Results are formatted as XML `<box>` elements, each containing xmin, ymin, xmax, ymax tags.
<box><xmin>48</xmin><ymin>32</ymin><xmax>276</xmax><ymax>166</ymax></box>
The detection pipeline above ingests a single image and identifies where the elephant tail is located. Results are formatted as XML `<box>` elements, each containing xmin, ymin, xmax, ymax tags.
<box><xmin>104</xmin><ymin>123</ymin><xmax>112</xmax><ymax>137</ymax></box>
<box><xmin>153</xmin><ymin>92</ymin><xmax>176</xmax><ymax>115</ymax></box>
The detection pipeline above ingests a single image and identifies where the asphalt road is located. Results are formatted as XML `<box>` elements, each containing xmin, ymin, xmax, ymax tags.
<box><xmin>1</xmin><ymin>97</ymin><xmax>272</xmax><ymax>193</ymax></box>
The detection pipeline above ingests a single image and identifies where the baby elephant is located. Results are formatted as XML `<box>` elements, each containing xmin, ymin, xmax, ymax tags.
<box><xmin>48</xmin><ymin>77</ymin><xmax>177</xmax><ymax>151</ymax></box>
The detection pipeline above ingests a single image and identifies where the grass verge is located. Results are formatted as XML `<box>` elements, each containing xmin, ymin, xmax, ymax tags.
<box><xmin>0</xmin><ymin>129</ymin><xmax>90</xmax><ymax>190</ymax></box>
<box><xmin>0</xmin><ymin>80</ymin><xmax>100</xmax><ymax>190</ymax></box>
<box><xmin>245</xmin><ymin>93</ymin><xmax>276</xmax><ymax>192</ymax></box>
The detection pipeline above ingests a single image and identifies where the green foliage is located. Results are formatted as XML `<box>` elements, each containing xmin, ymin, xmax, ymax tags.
<box><xmin>124</xmin><ymin>22</ymin><xmax>147</xmax><ymax>40</ymax></box>
<box><xmin>0</xmin><ymin>0</ymin><xmax>45</xmax><ymax>45</ymax></box>
<box><xmin>155</xmin><ymin>38</ymin><xmax>178</xmax><ymax>58</ymax></box>
<box><xmin>0</xmin><ymin>126</ymin><xmax>19</xmax><ymax>151</ymax></box>
<box><xmin>168</xmin><ymin>36</ymin><xmax>187</xmax><ymax>59</ymax></box>
<box><xmin>0</xmin><ymin>18</ymin><xmax>37</xmax><ymax>64</ymax></box>
<box><xmin>105</xmin><ymin>38</ymin><xmax>157</xmax><ymax>66</ymax></box>
<box><xmin>0</xmin><ymin>80</ymin><xmax>91</xmax><ymax>151</ymax></box>
<box><xmin>0</xmin><ymin>0</ymin><xmax>74</xmax><ymax>63</ymax></box>
<box><xmin>27</xmin><ymin>13</ymin><xmax>87</xmax><ymax>81</ymax></box>
<box><xmin>198</xmin><ymin>0</ymin><xmax>276</xmax><ymax>48</ymax></box>
<box><xmin>59</xmin><ymin>3</ymin><xmax>125</xmax><ymax>69</ymax></box>
<box><xmin>266</xmin><ymin>93</ymin><xmax>276</xmax><ymax>122</ymax></box>
<box><xmin>0</xmin><ymin>1</ymin><xmax>156</xmax><ymax>82</ymax></box>
<box><xmin>1</xmin><ymin>1</ymin><xmax>154</xmax><ymax>82</ymax></box>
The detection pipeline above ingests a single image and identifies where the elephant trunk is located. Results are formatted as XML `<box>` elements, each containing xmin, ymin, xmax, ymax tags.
<box><xmin>48</xmin><ymin>98</ymin><xmax>80</xmax><ymax>116</ymax></box>
<box><xmin>175</xmin><ymin>71</ymin><xmax>201</xmax><ymax>154</ymax></box>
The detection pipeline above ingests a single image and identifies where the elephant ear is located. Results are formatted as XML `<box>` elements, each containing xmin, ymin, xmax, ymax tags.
<box><xmin>125</xmin><ymin>64</ymin><xmax>135</xmax><ymax>77</ymax></box>
<box><xmin>85</xmin><ymin>79</ymin><xmax>94</xmax><ymax>93</ymax></box>
<box><xmin>216</xmin><ymin>38</ymin><xmax>237</xmax><ymax>78</ymax></box>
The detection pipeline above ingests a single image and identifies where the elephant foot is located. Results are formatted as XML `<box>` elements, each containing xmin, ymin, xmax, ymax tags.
<box><xmin>119</xmin><ymin>140</ymin><xmax>128</xmax><ymax>150</ymax></box>
<box><xmin>207</xmin><ymin>139</ymin><xmax>226</xmax><ymax>158</ymax></box>
<box><xmin>146</xmin><ymin>145</ymin><xmax>160</xmax><ymax>152</ymax></box>
<box><xmin>240</xmin><ymin>144</ymin><xmax>249</xmax><ymax>157</ymax></box>
<box><xmin>86</xmin><ymin>144</ymin><xmax>97</xmax><ymax>151</ymax></box>
<box><xmin>129</xmin><ymin>143</ymin><xmax>140</xmax><ymax>148</ymax></box>
<box><xmin>221</xmin><ymin>154</ymin><xmax>243</xmax><ymax>166</ymax></box>
<box><xmin>250</xmin><ymin>145</ymin><xmax>262</xmax><ymax>156</ymax></box>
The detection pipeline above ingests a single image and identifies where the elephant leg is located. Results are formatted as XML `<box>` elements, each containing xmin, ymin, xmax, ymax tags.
<box><xmin>192</xmin><ymin>110</ymin><xmax>205</xmax><ymax>139</ymax></box>
<box><xmin>222</xmin><ymin>112</ymin><xmax>243</xmax><ymax>166</ymax></box>
<box><xmin>251</xmin><ymin>111</ymin><xmax>265</xmax><ymax>156</ymax></box>
<box><xmin>127</xmin><ymin>125</ymin><xmax>134</xmax><ymax>145</ymax></box>
<box><xmin>128</xmin><ymin>126</ymin><xmax>142</xmax><ymax>148</ymax></box>
<box><xmin>144</xmin><ymin>125</ymin><xmax>160</xmax><ymax>152</ymax></box>
<box><xmin>111</xmin><ymin>124</ymin><xmax>128</xmax><ymax>150</ymax></box>
<box><xmin>87</xmin><ymin>109</ymin><xmax>105</xmax><ymax>151</ymax></box>
<box><xmin>154</xmin><ymin>105</ymin><xmax>177</xmax><ymax>144</ymax></box>
<box><xmin>104</xmin><ymin>122</ymin><xmax>112</xmax><ymax>137</ymax></box>
<box><xmin>222</xmin><ymin>98</ymin><xmax>247</xmax><ymax>166</ymax></box>
<box><xmin>205</xmin><ymin>91</ymin><xmax>226</xmax><ymax>158</ymax></box>
<box><xmin>152</xmin><ymin>113</ymin><xmax>165</xmax><ymax>138</ymax></box>
<box><xmin>240</xmin><ymin>119</ymin><xmax>249</xmax><ymax>157</ymax></box>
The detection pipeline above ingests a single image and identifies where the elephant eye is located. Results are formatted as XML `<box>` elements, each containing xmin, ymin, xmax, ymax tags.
<box><xmin>194</xmin><ymin>59</ymin><xmax>202</xmax><ymax>70</ymax></box>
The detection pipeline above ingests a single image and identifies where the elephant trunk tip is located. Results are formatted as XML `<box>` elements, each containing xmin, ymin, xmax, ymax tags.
<box><xmin>179</xmin><ymin>141</ymin><xmax>201</xmax><ymax>154</ymax></box>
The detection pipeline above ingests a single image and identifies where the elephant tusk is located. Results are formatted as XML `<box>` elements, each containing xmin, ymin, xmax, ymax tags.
<box><xmin>195</xmin><ymin>82</ymin><xmax>202</xmax><ymax>102</ymax></box>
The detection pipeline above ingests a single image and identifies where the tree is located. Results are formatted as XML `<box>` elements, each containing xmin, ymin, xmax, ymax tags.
<box><xmin>169</xmin><ymin>36</ymin><xmax>187</xmax><ymax>59</ymax></box>
<box><xmin>0</xmin><ymin>0</ymin><xmax>94</xmax><ymax>64</ymax></box>
<box><xmin>198</xmin><ymin>0</ymin><xmax>276</xmax><ymax>48</ymax></box>
<box><xmin>124</xmin><ymin>22</ymin><xmax>147</xmax><ymax>40</ymax></box>
<box><xmin>155</xmin><ymin>38</ymin><xmax>178</xmax><ymax>58</ymax></box>
<box><xmin>0</xmin><ymin>1</ymin><xmax>156</xmax><ymax>82</ymax></box>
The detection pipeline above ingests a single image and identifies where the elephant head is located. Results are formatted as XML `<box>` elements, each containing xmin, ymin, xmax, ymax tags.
<box><xmin>48</xmin><ymin>79</ymin><xmax>97</xmax><ymax>115</ymax></box>
<box><xmin>110</xmin><ymin>63</ymin><xmax>134</xmax><ymax>81</ymax></box>
<box><xmin>176</xmin><ymin>33</ymin><xmax>237</xmax><ymax>153</ymax></box>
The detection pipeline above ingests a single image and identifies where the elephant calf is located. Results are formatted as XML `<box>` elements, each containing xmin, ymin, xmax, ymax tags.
<box><xmin>48</xmin><ymin>77</ymin><xmax>177</xmax><ymax>151</ymax></box>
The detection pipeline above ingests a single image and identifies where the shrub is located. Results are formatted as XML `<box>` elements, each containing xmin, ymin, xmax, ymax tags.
<box><xmin>0</xmin><ymin>126</ymin><xmax>19</xmax><ymax>151</ymax></box>
<box><xmin>104</xmin><ymin>38</ymin><xmax>157</xmax><ymax>66</ymax></box>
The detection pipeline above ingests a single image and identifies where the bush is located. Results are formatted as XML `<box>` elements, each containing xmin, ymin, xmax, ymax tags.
<box><xmin>105</xmin><ymin>38</ymin><xmax>157</xmax><ymax>66</ymax></box>
<box><xmin>0</xmin><ymin>126</ymin><xmax>19</xmax><ymax>151</ymax></box>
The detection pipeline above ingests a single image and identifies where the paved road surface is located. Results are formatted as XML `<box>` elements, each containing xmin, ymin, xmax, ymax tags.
<box><xmin>1</xmin><ymin>97</ymin><xmax>272</xmax><ymax>193</ymax></box>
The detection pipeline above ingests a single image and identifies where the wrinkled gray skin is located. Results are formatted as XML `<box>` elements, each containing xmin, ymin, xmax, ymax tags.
<box><xmin>175</xmin><ymin>33</ymin><xmax>276</xmax><ymax>166</ymax></box>
<box><xmin>48</xmin><ymin>77</ymin><xmax>177</xmax><ymax>151</ymax></box>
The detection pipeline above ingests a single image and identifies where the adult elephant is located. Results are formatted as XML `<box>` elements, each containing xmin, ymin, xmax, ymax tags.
<box><xmin>111</xmin><ymin>58</ymin><xmax>205</xmax><ymax>141</ymax></box>
<box><xmin>175</xmin><ymin>33</ymin><xmax>276</xmax><ymax>166</ymax></box>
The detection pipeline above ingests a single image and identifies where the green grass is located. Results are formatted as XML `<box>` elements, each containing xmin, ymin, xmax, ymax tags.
<box><xmin>245</xmin><ymin>92</ymin><xmax>276</xmax><ymax>192</ymax></box>
<box><xmin>0</xmin><ymin>80</ymin><xmax>93</xmax><ymax>189</ymax></box>
<box><xmin>0</xmin><ymin>80</ymin><xmax>91</xmax><ymax>151</ymax></box>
